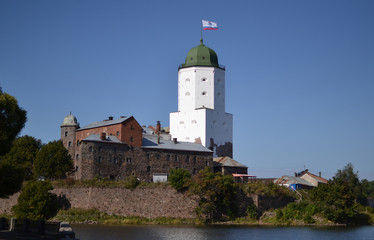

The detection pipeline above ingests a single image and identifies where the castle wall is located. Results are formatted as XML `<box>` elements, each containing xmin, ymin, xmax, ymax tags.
<box><xmin>75</xmin><ymin>140</ymin><xmax>213</xmax><ymax>181</ymax></box>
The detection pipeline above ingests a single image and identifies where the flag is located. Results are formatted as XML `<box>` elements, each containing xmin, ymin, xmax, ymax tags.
<box><xmin>202</xmin><ymin>20</ymin><xmax>218</xmax><ymax>30</ymax></box>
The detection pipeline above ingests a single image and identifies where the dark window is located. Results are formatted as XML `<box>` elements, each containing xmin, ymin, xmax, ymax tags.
<box><xmin>166</xmin><ymin>155</ymin><xmax>170</xmax><ymax>161</ymax></box>
<box><xmin>186</xmin><ymin>156</ymin><xmax>190</xmax><ymax>163</ymax></box>
<box><xmin>76</xmin><ymin>154</ymin><xmax>79</xmax><ymax>160</ymax></box>
<box><xmin>65</xmin><ymin>131</ymin><xmax>68</xmax><ymax>137</ymax></box>
<box><xmin>147</xmin><ymin>166</ymin><xmax>151</xmax><ymax>173</ymax></box>
<box><xmin>130</xmin><ymin>137</ymin><xmax>134</xmax><ymax>142</ymax></box>
<box><xmin>76</xmin><ymin>140</ymin><xmax>79</xmax><ymax>146</ymax></box>
<box><xmin>89</xmin><ymin>146</ymin><xmax>93</xmax><ymax>152</ymax></box>
<box><xmin>193</xmin><ymin>168</ymin><xmax>197</xmax><ymax>175</ymax></box>
<box><xmin>174</xmin><ymin>155</ymin><xmax>178</xmax><ymax>162</ymax></box>
<box><xmin>156</xmin><ymin>154</ymin><xmax>160</xmax><ymax>160</ymax></box>
<box><xmin>206</xmin><ymin>161</ymin><xmax>209</xmax><ymax>166</ymax></box>
<box><xmin>117</xmin><ymin>131</ymin><xmax>120</xmax><ymax>136</ymax></box>
<box><xmin>193</xmin><ymin>156</ymin><xmax>196</xmax><ymax>164</ymax></box>
<box><xmin>131</xmin><ymin>124</ymin><xmax>134</xmax><ymax>130</ymax></box>
<box><xmin>68</xmin><ymin>141</ymin><xmax>71</xmax><ymax>147</ymax></box>
<box><xmin>126</xmin><ymin>158</ymin><xmax>132</xmax><ymax>163</ymax></box>
<box><xmin>146</xmin><ymin>153</ymin><xmax>150</xmax><ymax>159</ymax></box>
<box><xmin>98</xmin><ymin>156</ymin><xmax>101</xmax><ymax>163</ymax></box>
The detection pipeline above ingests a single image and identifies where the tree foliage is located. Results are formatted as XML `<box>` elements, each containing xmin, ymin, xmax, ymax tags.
<box><xmin>33</xmin><ymin>140</ymin><xmax>73</xmax><ymax>179</ymax></box>
<box><xmin>169</xmin><ymin>168</ymin><xmax>191</xmax><ymax>191</ymax></box>
<box><xmin>2</xmin><ymin>135</ymin><xmax>41</xmax><ymax>180</ymax></box>
<box><xmin>12</xmin><ymin>180</ymin><xmax>58</xmax><ymax>220</ymax></box>
<box><xmin>0</xmin><ymin>87</ymin><xmax>27</xmax><ymax>156</ymax></box>
<box><xmin>0</xmin><ymin>163</ymin><xmax>24</xmax><ymax>198</ymax></box>
<box><xmin>310</xmin><ymin>163</ymin><xmax>368</xmax><ymax>224</ymax></box>
<box><xmin>190</xmin><ymin>168</ymin><xmax>240</xmax><ymax>220</ymax></box>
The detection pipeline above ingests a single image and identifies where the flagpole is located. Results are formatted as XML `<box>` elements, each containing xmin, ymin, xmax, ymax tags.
<box><xmin>200</xmin><ymin>19</ymin><xmax>203</xmax><ymax>42</ymax></box>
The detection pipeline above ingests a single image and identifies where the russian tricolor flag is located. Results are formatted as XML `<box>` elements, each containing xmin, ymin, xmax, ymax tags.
<box><xmin>202</xmin><ymin>20</ymin><xmax>218</xmax><ymax>30</ymax></box>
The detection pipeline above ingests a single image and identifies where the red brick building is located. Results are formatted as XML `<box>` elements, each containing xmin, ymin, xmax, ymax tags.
<box><xmin>61</xmin><ymin>114</ymin><xmax>213</xmax><ymax>181</ymax></box>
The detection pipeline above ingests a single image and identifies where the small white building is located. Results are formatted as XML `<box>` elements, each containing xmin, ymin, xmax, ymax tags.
<box><xmin>170</xmin><ymin>39</ymin><xmax>233</xmax><ymax>158</ymax></box>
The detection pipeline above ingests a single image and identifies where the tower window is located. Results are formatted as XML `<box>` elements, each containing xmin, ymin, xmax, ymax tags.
<box><xmin>130</xmin><ymin>136</ymin><xmax>134</xmax><ymax>142</ymax></box>
<box><xmin>65</xmin><ymin>131</ymin><xmax>68</xmax><ymax>137</ymax></box>
<box><xmin>68</xmin><ymin>141</ymin><xmax>71</xmax><ymax>147</ymax></box>
<box><xmin>202</xmin><ymin>78</ymin><xmax>207</xmax><ymax>82</ymax></box>
<box><xmin>147</xmin><ymin>166</ymin><xmax>151</xmax><ymax>173</ymax></box>
<box><xmin>89</xmin><ymin>146</ymin><xmax>93</xmax><ymax>152</ymax></box>
<box><xmin>202</xmin><ymin>91</ymin><xmax>207</xmax><ymax>96</ymax></box>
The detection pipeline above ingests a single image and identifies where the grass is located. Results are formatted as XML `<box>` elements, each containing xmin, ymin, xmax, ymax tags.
<box><xmin>52</xmin><ymin>178</ymin><xmax>170</xmax><ymax>189</ymax></box>
<box><xmin>53</xmin><ymin>208</ymin><xmax>197</xmax><ymax>225</ymax></box>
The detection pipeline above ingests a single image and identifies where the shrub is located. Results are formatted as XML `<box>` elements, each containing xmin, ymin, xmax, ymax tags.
<box><xmin>123</xmin><ymin>176</ymin><xmax>140</xmax><ymax>190</ymax></box>
<box><xmin>12</xmin><ymin>180</ymin><xmax>58</xmax><ymax>220</ymax></box>
<box><xmin>169</xmin><ymin>168</ymin><xmax>191</xmax><ymax>191</ymax></box>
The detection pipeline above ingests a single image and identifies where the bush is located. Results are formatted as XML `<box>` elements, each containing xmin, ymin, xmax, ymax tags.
<box><xmin>169</xmin><ymin>168</ymin><xmax>191</xmax><ymax>191</ymax></box>
<box><xmin>123</xmin><ymin>176</ymin><xmax>140</xmax><ymax>190</ymax></box>
<box><xmin>246</xmin><ymin>204</ymin><xmax>259</xmax><ymax>219</ymax></box>
<box><xmin>12</xmin><ymin>180</ymin><xmax>58</xmax><ymax>220</ymax></box>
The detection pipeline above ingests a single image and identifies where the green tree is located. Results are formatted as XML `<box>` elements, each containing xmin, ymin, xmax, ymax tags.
<box><xmin>0</xmin><ymin>163</ymin><xmax>24</xmax><ymax>198</ymax></box>
<box><xmin>310</xmin><ymin>163</ymin><xmax>369</xmax><ymax>224</ymax></box>
<box><xmin>169</xmin><ymin>168</ymin><xmax>191</xmax><ymax>191</ymax></box>
<box><xmin>12</xmin><ymin>180</ymin><xmax>58</xmax><ymax>220</ymax></box>
<box><xmin>191</xmin><ymin>168</ymin><xmax>240</xmax><ymax>220</ymax></box>
<box><xmin>34</xmin><ymin>140</ymin><xmax>73</xmax><ymax>180</ymax></box>
<box><xmin>361</xmin><ymin>179</ymin><xmax>374</xmax><ymax>199</ymax></box>
<box><xmin>2</xmin><ymin>135</ymin><xmax>41</xmax><ymax>180</ymax></box>
<box><xmin>333</xmin><ymin>163</ymin><xmax>366</xmax><ymax>205</ymax></box>
<box><xmin>0</xmin><ymin>87</ymin><xmax>27</xmax><ymax>156</ymax></box>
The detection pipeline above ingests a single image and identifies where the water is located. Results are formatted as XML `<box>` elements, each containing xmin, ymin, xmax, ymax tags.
<box><xmin>72</xmin><ymin>224</ymin><xmax>374</xmax><ymax>240</ymax></box>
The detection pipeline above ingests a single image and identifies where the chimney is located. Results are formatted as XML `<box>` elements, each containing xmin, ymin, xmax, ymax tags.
<box><xmin>120</xmin><ymin>116</ymin><xmax>126</xmax><ymax>118</ymax></box>
<box><xmin>157</xmin><ymin>136</ymin><xmax>160</xmax><ymax>144</ymax></box>
<box><xmin>319</xmin><ymin>172</ymin><xmax>321</xmax><ymax>177</ymax></box>
<box><xmin>100</xmin><ymin>132</ymin><xmax>106</xmax><ymax>140</ymax></box>
<box><xmin>156</xmin><ymin>121</ymin><xmax>161</xmax><ymax>133</ymax></box>
<box><xmin>173</xmin><ymin>138</ymin><xmax>177</xmax><ymax>144</ymax></box>
<box><xmin>108</xmin><ymin>116</ymin><xmax>114</xmax><ymax>120</ymax></box>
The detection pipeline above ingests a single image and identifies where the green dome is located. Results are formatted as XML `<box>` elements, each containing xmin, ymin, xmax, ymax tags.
<box><xmin>181</xmin><ymin>39</ymin><xmax>220</xmax><ymax>68</ymax></box>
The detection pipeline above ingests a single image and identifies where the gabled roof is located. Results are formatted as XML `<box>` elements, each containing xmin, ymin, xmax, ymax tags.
<box><xmin>274</xmin><ymin>175</ymin><xmax>314</xmax><ymax>187</ymax></box>
<box><xmin>142</xmin><ymin>134</ymin><xmax>212</xmax><ymax>153</ymax></box>
<box><xmin>81</xmin><ymin>134</ymin><xmax>124</xmax><ymax>144</ymax></box>
<box><xmin>302</xmin><ymin>172</ymin><xmax>328</xmax><ymax>184</ymax></box>
<box><xmin>77</xmin><ymin>117</ymin><xmax>131</xmax><ymax>131</ymax></box>
<box><xmin>213</xmin><ymin>156</ymin><xmax>247</xmax><ymax>168</ymax></box>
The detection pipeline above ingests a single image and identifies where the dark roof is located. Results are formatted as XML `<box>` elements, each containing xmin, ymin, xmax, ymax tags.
<box><xmin>77</xmin><ymin>117</ymin><xmax>131</xmax><ymax>131</ymax></box>
<box><xmin>142</xmin><ymin>134</ymin><xmax>212</xmax><ymax>153</ymax></box>
<box><xmin>81</xmin><ymin>134</ymin><xmax>124</xmax><ymax>144</ymax></box>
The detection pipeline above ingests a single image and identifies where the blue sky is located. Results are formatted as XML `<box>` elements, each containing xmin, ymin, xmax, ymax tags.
<box><xmin>1</xmin><ymin>0</ymin><xmax>373</xmax><ymax>180</ymax></box>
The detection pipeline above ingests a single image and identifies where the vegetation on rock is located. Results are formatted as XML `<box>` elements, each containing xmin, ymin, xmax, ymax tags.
<box><xmin>169</xmin><ymin>168</ymin><xmax>191</xmax><ymax>191</ymax></box>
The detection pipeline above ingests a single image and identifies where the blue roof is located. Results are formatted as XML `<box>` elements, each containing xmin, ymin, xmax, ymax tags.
<box><xmin>78</xmin><ymin>117</ymin><xmax>131</xmax><ymax>131</ymax></box>
<box><xmin>142</xmin><ymin>135</ymin><xmax>212</xmax><ymax>153</ymax></box>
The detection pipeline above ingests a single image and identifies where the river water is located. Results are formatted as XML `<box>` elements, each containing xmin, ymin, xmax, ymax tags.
<box><xmin>72</xmin><ymin>224</ymin><xmax>374</xmax><ymax>240</ymax></box>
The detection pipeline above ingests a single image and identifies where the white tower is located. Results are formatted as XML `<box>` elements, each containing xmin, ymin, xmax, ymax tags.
<box><xmin>170</xmin><ymin>39</ymin><xmax>233</xmax><ymax>158</ymax></box>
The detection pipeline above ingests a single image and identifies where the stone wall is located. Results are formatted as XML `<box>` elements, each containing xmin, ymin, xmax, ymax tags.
<box><xmin>0</xmin><ymin>187</ymin><xmax>198</xmax><ymax>219</ymax></box>
<box><xmin>0</xmin><ymin>187</ymin><xmax>295</xmax><ymax>219</ymax></box>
